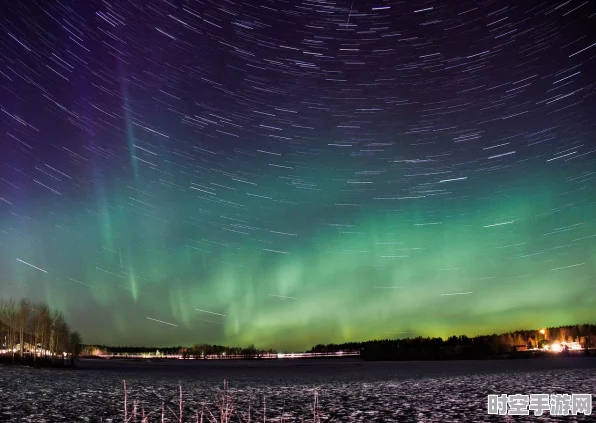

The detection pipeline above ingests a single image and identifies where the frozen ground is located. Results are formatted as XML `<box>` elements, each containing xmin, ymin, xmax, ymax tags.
<box><xmin>0</xmin><ymin>357</ymin><xmax>595</xmax><ymax>422</ymax></box>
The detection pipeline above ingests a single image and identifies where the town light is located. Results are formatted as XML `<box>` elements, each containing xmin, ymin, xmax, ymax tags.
<box><xmin>551</xmin><ymin>343</ymin><xmax>562</xmax><ymax>352</ymax></box>
<box><xmin>540</xmin><ymin>329</ymin><xmax>545</xmax><ymax>335</ymax></box>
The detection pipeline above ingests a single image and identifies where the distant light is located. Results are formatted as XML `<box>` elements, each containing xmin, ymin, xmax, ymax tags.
<box><xmin>551</xmin><ymin>343</ymin><xmax>562</xmax><ymax>352</ymax></box>
<box><xmin>540</xmin><ymin>329</ymin><xmax>545</xmax><ymax>334</ymax></box>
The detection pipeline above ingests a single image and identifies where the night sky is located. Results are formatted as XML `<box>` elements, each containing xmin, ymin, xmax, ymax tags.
<box><xmin>1</xmin><ymin>0</ymin><xmax>595</xmax><ymax>351</ymax></box>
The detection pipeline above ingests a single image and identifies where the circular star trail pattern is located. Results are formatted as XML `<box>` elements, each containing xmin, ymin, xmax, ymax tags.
<box><xmin>1</xmin><ymin>0</ymin><xmax>595</xmax><ymax>351</ymax></box>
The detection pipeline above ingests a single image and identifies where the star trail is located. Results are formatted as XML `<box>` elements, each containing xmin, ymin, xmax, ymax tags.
<box><xmin>0</xmin><ymin>0</ymin><xmax>595</xmax><ymax>351</ymax></box>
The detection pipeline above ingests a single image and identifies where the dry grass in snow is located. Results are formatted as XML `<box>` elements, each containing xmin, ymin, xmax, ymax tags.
<box><xmin>99</xmin><ymin>380</ymin><xmax>333</xmax><ymax>423</ymax></box>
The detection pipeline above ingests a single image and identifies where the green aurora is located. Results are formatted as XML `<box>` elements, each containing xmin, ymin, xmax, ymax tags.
<box><xmin>2</xmin><ymin>151</ymin><xmax>595</xmax><ymax>351</ymax></box>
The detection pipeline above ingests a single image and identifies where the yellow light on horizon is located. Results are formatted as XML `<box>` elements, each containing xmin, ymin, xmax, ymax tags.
<box><xmin>539</xmin><ymin>329</ymin><xmax>545</xmax><ymax>335</ymax></box>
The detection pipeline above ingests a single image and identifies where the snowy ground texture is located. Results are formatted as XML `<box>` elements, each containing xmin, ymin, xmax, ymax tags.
<box><xmin>0</xmin><ymin>357</ymin><xmax>595</xmax><ymax>422</ymax></box>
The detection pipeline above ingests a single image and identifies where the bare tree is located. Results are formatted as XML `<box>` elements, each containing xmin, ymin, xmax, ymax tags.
<box><xmin>0</xmin><ymin>299</ymin><xmax>8</xmax><ymax>354</ymax></box>
<box><xmin>0</xmin><ymin>298</ymin><xmax>5</xmax><ymax>347</ymax></box>
<box><xmin>49</xmin><ymin>309</ymin><xmax>58</xmax><ymax>362</ymax></box>
<box><xmin>59</xmin><ymin>319</ymin><xmax>71</xmax><ymax>365</ymax></box>
<box><xmin>0</xmin><ymin>298</ymin><xmax>18</xmax><ymax>361</ymax></box>
<box><xmin>32</xmin><ymin>302</ymin><xmax>51</xmax><ymax>361</ymax></box>
<box><xmin>25</xmin><ymin>302</ymin><xmax>37</xmax><ymax>359</ymax></box>
<box><xmin>69</xmin><ymin>331</ymin><xmax>82</xmax><ymax>366</ymax></box>
<box><xmin>16</xmin><ymin>298</ymin><xmax>31</xmax><ymax>360</ymax></box>
<box><xmin>50</xmin><ymin>310</ymin><xmax>70</xmax><ymax>363</ymax></box>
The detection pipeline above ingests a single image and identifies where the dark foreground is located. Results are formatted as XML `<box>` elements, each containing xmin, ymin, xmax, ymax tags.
<box><xmin>75</xmin><ymin>354</ymin><xmax>596</xmax><ymax>380</ymax></box>
<box><xmin>1</xmin><ymin>357</ymin><xmax>595</xmax><ymax>422</ymax></box>
<box><xmin>0</xmin><ymin>354</ymin><xmax>74</xmax><ymax>368</ymax></box>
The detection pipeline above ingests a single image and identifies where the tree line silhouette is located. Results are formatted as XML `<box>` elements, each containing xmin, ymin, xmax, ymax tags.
<box><xmin>84</xmin><ymin>343</ymin><xmax>277</xmax><ymax>359</ymax></box>
<box><xmin>180</xmin><ymin>343</ymin><xmax>277</xmax><ymax>359</ymax></box>
<box><xmin>85</xmin><ymin>324</ymin><xmax>596</xmax><ymax>362</ymax></box>
<box><xmin>0</xmin><ymin>296</ymin><xmax>82</xmax><ymax>366</ymax></box>
<box><xmin>308</xmin><ymin>324</ymin><xmax>596</xmax><ymax>360</ymax></box>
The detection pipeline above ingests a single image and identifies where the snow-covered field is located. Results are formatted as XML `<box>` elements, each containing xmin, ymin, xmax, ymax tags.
<box><xmin>0</xmin><ymin>357</ymin><xmax>594</xmax><ymax>422</ymax></box>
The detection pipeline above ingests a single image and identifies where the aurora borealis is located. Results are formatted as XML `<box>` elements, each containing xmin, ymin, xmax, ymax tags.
<box><xmin>1</xmin><ymin>0</ymin><xmax>595</xmax><ymax>351</ymax></box>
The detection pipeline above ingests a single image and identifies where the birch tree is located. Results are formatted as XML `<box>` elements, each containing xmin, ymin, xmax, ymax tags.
<box><xmin>16</xmin><ymin>298</ymin><xmax>30</xmax><ymax>360</ymax></box>
<box><xmin>0</xmin><ymin>298</ymin><xmax>18</xmax><ymax>361</ymax></box>
<box><xmin>33</xmin><ymin>302</ymin><xmax>51</xmax><ymax>361</ymax></box>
